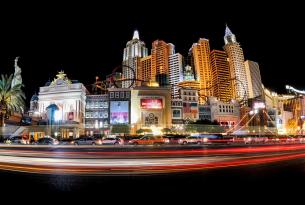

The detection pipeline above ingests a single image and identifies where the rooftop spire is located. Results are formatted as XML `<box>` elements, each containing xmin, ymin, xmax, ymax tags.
<box><xmin>224</xmin><ymin>24</ymin><xmax>237</xmax><ymax>44</ymax></box>
<box><xmin>225</xmin><ymin>24</ymin><xmax>233</xmax><ymax>37</ymax></box>
<box><xmin>132</xmin><ymin>30</ymin><xmax>139</xmax><ymax>40</ymax></box>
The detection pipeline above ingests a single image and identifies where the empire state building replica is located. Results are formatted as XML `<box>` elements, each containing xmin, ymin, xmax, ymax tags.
<box><xmin>122</xmin><ymin>30</ymin><xmax>148</xmax><ymax>88</ymax></box>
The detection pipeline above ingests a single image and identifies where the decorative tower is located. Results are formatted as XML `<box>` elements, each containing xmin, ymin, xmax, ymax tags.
<box><xmin>122</xmin><ymin>30</ymin><xmax>148</xmax><ymax>88</ymax></box>
<box><xmin>224</xmin><ymin>25</ymin><xmax>249</xmax><ymax>105</ymax></box>
<box><xmin>183</xmin><ymin>65</ymin><xmax>195</xmax><ymax>81</ymax></box>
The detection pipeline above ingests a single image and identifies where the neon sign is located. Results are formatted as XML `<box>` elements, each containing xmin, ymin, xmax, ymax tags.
<box><xmin>140</xmin><ymin>99</ymin><xmax>163</xmax><ymax>109</ymax></box>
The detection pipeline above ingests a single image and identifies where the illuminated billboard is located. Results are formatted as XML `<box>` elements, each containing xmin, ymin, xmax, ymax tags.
<box><xmin>110</xmin><ymin>101</ymin><xmax>129</xmax><ymax>124</ymax></box>
<box><xmin>253</xmin><ymin>102</ymin><xmax>265</xmax><ymax>109</ymax></box>
<box><xmin>68</xmin><ymin>112</ymin><xmax>74</xmax><ymax>120</ymax></box>
<box><xmin>140</xmin><ymin>99</ymin><xmax>163</xmax><ymax>109</ymax></box>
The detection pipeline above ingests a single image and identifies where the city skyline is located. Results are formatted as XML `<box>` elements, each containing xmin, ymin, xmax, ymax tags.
<box><xmin>1</xmin><ymin>2</ymin><xmax>305</xmax><ymax>196</ymax></box>
<box><xmin>0</xmin><ymin>4</ymin><xmax>304</xmax><ymax>102</ymax></box>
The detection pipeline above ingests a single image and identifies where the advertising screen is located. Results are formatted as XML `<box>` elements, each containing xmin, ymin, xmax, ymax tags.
<box><xmin>110</xmin><ymin>101</ymin><xmax>129</xmax><ymax>124</ymax></box>
<box><xmin>140</xmin><ymin>99</ymin><xmax>163</xmax><ymax>109</ymax></box>
<box><xmin>68</xmin><ymin>112</ymin><xmax>74</xmax><ymax>120</ymax></box>
<box><xmin>253</xmin><ymin>102</ymin><xmax>265</xmax><ymax>109</ymax></box>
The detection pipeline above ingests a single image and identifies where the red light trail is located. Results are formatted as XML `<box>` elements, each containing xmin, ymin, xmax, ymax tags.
<box><xmin>1</xmin><ymin>144</ymin><xmax>305</xmax><ymax>175</ymax></box>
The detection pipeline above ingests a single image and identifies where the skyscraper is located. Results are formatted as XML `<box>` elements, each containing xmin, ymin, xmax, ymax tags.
<box><xmin>245</xmin><ymin>60</ymin><xmax>263</xmax><ymax>99</ymax></box>
<box><xmin>191</xmin><ymin>38</ymin><xmax>212</xmax><ymax>104</ymax></box>
<box><xmin>139</xmin><ymin>55</ymin><xmax>153</xmax><ymax>83</ymax></box>
<box><xmin>169</xmin><ymin>53</ymin><xmax>184</xmax><ymax>98</ymax></box>
<box><xmin>210</xmin><ymin>50</ymin><xmax>233</xmax><ymax>102</ymax></box>
<box><xmin>122</xmin><ymin>30</ymin><xmax>148</xmax><ymax>88</ymax></box>
<box><xmin>224</xmin><ymin>25</ymin><xmax>249</xmax><ymax>104</ymax></box>
<box><xmin>151</xmin><ymin>40</ymin><xmax>175</xmax><ymax>77</ymax></box>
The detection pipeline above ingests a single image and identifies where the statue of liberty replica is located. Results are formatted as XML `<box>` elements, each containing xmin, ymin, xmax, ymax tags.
<box><xmin>11</xmin><ymin>57</ymin><xmax>22</xmax><ymax>87</ymax></box>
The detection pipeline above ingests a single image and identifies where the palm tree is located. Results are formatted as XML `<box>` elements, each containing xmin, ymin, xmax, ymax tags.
<box><xmin>0</xmin><ymin>74</ymin><xmax>25</xmax><ymax>127</ymax></box>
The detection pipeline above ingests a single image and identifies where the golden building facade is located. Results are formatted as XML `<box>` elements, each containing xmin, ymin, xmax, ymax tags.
<box><xmin>191</xmin><ymin>38</ymin><xmax>212</xmax><ymax>104</ymax></box>
<box><xmin>210</xmin><ymin>50</ymin><xmax>233</xmax><ymax>102</ymax></box>
<box><xmin>139</xmin><ymin>55</ymin><xmax>153</xmax><ymax>82</ymax></box>
<box><xmin>151</xmin><ymin>40</ymin><xmax>174</xmax><ymax>77</ymax></box>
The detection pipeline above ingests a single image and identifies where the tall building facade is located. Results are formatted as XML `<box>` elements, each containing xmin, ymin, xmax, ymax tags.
<box><xmin>122</xmin><ymin>30</ymin><xmax>148</xmax><ymax>88</ymax></box>
<box><xmin>244</xmin><ymin>60</ymin><xmax>263</xmax><ymax>99</ymax></box>
<box><xmin>191</xmin><ymin>38</ymin><xmax>212</xmax><ymax>104</ymax></box>
<box><xmin>85</xmin><ymin>94</ymin><xmax>109</xmax><ymax>136</ymax></box>
<box><xmin>179</xmin><ymin>88</ymin><xmax>199</xmax><ymax>122</ymax></box>
<box><xmin>151</xmin><ymin>40</ymin><xmax>175</xmax><ymax>77</ymax></box>
<box><xmin>210</xmin><ymin>50</ymin><xmax>233</xmax><ymax>102</ymax></box>
<box><xmin>169</xmin><ymin>53</ymin><xmax>184</xmax><ymax>98</ymax></box>
<box><xmin>139</xmin><ymin>55</ymin><xmax>152</xmax><ymax>82</ymax></box>
<box><xmin>224</xmin><ymin>25</ymin><xmax>249</xmax><ymax>104</ymax></box>
<box><xmin>208</xmin><ymin>97</ymin><xmax>240</xmax><ymax>128</ymax></box>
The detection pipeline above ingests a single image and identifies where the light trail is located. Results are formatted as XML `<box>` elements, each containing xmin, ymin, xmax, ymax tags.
<box><xmin>1</xmin><ymin>144</ymin><xmax>305</xmax><ymax>157</ymax></box>
<box><xmin>1</xmin><ymin>144</ymin><xmax>305</xmax><ymax>175</ymax></box>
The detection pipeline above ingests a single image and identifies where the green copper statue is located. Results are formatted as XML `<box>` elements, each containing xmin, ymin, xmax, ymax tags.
<box><xmin>11</xmin><ymin>56</ymin><xmax>22</xmax><ymax>88</ymax></box>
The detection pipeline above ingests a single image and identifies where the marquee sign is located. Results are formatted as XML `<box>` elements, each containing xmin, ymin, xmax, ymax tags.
<box><xmin>140</xmin><ymin>99</ymin><xmax>163</xmax><ymax>109</ymax></box>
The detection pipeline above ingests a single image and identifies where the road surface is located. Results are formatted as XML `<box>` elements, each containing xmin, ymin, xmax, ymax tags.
<box><xmin>1</xmin><ymin>143</ymin><xmax>305</xmax><ymax>175</ymax></box>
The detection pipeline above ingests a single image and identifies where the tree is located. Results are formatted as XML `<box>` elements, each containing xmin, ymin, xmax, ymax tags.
<box><xmin>136</xmin><ymin>128</ymin><xmax>152</xmax><ymax>134</ymax></box>
<box><xmin>0</xmin><ymin>74</ymin><xmax>25</xmax><ymax>127</ymax></box>
<box><xmin>111</xmin><ymin>124</ymin><xmax>130</xmax><ymax>134</ymax></box>
<box><xmin>136</xmin><ymin>129</ymin><xmax>144</xmax><ymax>134</ymax></box>
<box><xmin>162</xmin><ymin>128</ymin><xmax>171</xmax><ymax>134</ymax></box>
<box><xmin>185</xmin><ymin>119</ymin><xmax>224</xmax><ymax>133</ymax></box>
<box><xmin>195</xmin><ymin>119</ymin><xmax>213</xmax><ymax>125</ymax></box>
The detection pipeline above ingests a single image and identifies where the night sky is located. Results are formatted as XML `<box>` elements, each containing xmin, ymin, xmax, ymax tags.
<box><xmin>0</xmin><ymin>2</ymin><xmax>304</xmax><ymax>106</ymax></box>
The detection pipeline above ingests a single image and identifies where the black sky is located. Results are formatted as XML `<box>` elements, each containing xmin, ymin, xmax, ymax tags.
<box><xmin>0</xmin><ymin>2</ymin><xmax>304</xmax><ymax>104</ymax></box>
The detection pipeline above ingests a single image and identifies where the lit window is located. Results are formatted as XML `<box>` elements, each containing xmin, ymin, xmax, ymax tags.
<box><xmin>110</xmin><ymin>92</ymin><xmax>114</xmax><ymax>98</ymax></box>
<box><xmin>99</xmin><ymin>112</ymin><xmax>103</xmax><ymax>118</ymax></box>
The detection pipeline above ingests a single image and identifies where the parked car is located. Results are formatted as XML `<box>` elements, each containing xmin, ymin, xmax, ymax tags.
<box><xmin>73</xmin><ymin>137</ymin><xmax>97</xmax><ymax>145</ymax></box>
<box><xmin>6</xmin><ymin>136</ymin><xmax>29</xmax><ymax>145</ymax></box>
<box><xmin>121</xmin><ymin>135</ymin><xmax>141</xmax><ymax>142</ymax></box>
<box><xmin>163</xmin><ymin>134</ymin><xmax>189</xmax><ymax>144</ymax></box>
<box><xmin>99</xmin><ymin>137</ymin><xmax>124</xmax><ymax>145</ymax></box>
<box><xmin>128</xmin><ymin>135</ymin><xmax>169</xmax><ymax>145</ymax></box>
<box><xmin>59</xmin><ymin>138</ymin><xmax>75</xmax><ymax>145</ymax></box>
<box><xmin>34</xmin><ymin>137</ymin><xmax>59</xmax><ymax>145</ymax></box>
<box><xmin>178</xmin><ymin>136</ymin><xmax>208</xmax><ymax>145</ymax></box>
